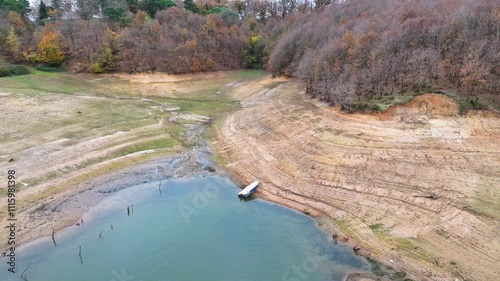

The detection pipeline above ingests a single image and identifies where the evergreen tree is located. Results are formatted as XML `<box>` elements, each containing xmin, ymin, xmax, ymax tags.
<box><xmin>244</xmin><ymin>35</ymin><xmax>265</xmax><ymax>69</ymax></box>
<box><xmin>126</xmin><ymin>0</ymin><xmax>138</xmax><ymax>13</ymax></box>
<box><xmin>38</xmin><ymin>0</ymin><xmax>49</xmax><ymax>23</ymax></box>
<box><xmin>140</xmin><ymin>0</ymin><xmax>176</xmax><ymax>18</ymax></box>
<box><xmin>183</xmin><ymin>0</ymin><xmax>199</xmax><ymax>14</ymax></box>
<box><xmin>103</xmin><ymin>6</ymin><xmax>131</xmax><ymax>27</ymax></box>
<box><xmin>0</xmin><ymin>0</ymin><xmax>30</xmax><ymax>16</ymax></box>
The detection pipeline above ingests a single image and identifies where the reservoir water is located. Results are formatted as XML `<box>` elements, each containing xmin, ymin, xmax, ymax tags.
<box><xmin>0</xmin><ymin>176</ymin><xmax>371</xmax><ymax>280</ymax></box>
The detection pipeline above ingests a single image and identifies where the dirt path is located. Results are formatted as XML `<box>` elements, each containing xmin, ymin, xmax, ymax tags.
<box><xmin>214</xmin><ymin>80</ymin><xmax>500</xmax><ymax>280</ymax></box>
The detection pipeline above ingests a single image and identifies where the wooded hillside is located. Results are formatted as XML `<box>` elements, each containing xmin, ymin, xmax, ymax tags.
<box><xmin>1</xmin><ymin>0</ymin><xmax>498</xmax><ymax>108</ymax></box>
<box><xmin>268</xmin><ymin>0</ymin><xmax>499</xmax><ymax>109</ymax></box>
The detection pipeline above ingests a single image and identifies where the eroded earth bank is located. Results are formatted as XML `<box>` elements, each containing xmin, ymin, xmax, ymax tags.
<box><xmin>214</xmin><ymin>80</ymin><xmax>500</xmax><ymax>280</ymax></box>
<box><xmin>1</xmin><ymin>71</ymin><xmax>498</xmax><ymax>281</ymax></box>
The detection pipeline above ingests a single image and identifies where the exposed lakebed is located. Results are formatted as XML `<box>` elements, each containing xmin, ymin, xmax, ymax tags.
<box><xmin>1</xmin><ymin>176</ymin><xmax>371</xmax><ymax>281</ymax></box>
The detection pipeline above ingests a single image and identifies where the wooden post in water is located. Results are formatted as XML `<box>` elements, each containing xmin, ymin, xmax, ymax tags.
<box><xmin>158</xmin><ymin>181</ymin><xmax>163</xmax><ymax>196</ymax></box>
<box><xmin>79</xmin><ymin>245</ymin><xmax>83</xmax><ymax>264</ymax></box>
<box><xmin>127</xmin><ymin>205</ymin><xmax>130</xmax><ymax>216</ymax></box>
<box><xmin>52</xmin><ymin>228</ymin><xmax>57</xmax><ymax>247</ymax></box>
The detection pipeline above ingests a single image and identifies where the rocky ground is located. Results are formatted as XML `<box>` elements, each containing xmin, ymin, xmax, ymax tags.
<box><xmin>214</xmin><ymin>80</ymin><xmax>500</xmax><ymax>281</ymax></box>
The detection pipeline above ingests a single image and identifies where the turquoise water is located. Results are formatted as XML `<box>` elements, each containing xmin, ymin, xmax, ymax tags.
<box><xmin>1</xmin><ymin>177</ymin><xmax>371</xmax><ymax>280</ymax></box>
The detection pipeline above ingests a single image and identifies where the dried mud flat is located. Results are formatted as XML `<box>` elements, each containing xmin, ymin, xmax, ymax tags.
<box><xmin>0</xmin><ymin>70</ymin><xmax>284</xmax><ymax>255</ymax></box>
<box><xmin>0</xmin><ymin>70</ymin><xmax>257</xmax><ymax>252</ymax></box>
<box><xmin>214</xmin><ymin>81</ymin><xmax>500</xmax><ymax>280</ymax></box>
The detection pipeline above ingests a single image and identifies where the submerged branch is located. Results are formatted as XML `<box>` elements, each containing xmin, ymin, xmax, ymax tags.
<box><xmin>21</xmin><ymin>267</ymin><xmax>29</xmax><ymax>281</ymax></box>
<box><xmin>79</xmin><ymin>246</ymin><xmax>83</xmax><ymax>264</ymax></box>
<box><xmin>51</xmin><ymin>228</ymin><xmax>57</xmax><ymax>247</ymax></box>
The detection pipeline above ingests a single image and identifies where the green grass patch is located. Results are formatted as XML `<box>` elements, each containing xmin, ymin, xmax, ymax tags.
<box><xmin>394</xmin><ymin>237</ymin><xmax>433</xmax><ymax>261</ymax></box>
<box><xmin>35</xmin><ymin>65</ymin><xmax>65</xmax><ymax>73</ymax></box>
<box><xmin>333</xmin><ymin>219</ymin><xmax>359</xmax><ymax>238</ymax></box>
<box><xmin>369</xmin><ymin>223</ymin><xmax>383</xmax><ymax>230</ymax></box>
<box><xmin>113</xmin><ymin>137</ymin><xmax>178</xmax><ymax>157</ymax></box>
<box><xmin>458</xmin><ymin>96</ymin><xmax>489</xmax><ymax>114</ymax></box>
<box><xmin>464</xmin><ymin>182</ymin><xmax>500</xmax><ymax>219</ymax></box>
<box><xmin>165</xmin><ymin>98</ymin><xmax>239</xmax><ymax>118</ymax></box>
<box><xmin>368</xmin><ymin>223</ymin><xmax>390</xmax><ymax>237</ymax></box>
<box><xmin>352</xmin><ymin>92</ymin><xmax>420</xmax><ymax>112</ymax></box>
<box><xmin>29</xmin><ymin>66</ymin><xmax>65</xmax><ymax>77</ymax></box>
<box><xmin>0</xmin><ymin>73</ymin><xmax>100</xmax><ymax>95</ymax></box>
<box><xmin>228</xmin><ymin>69</ymin><xmax>267</xmax><ymax>80</ymax></box>
<box><xmin>395</xmin><ymin>271</ymin><xmax>407</xmax><ymax>279</ymax></box>
<box><xmin>370</xmin><ymin>104</ymin><xmax>383</xmax><ymax>112</ymax></box>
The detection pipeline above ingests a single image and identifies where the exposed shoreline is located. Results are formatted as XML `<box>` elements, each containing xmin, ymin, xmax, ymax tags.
<box><xmin>1</xmin><ymin>154</ymin><xmax>385</xmax><ymax>281</ymax></box>
<box><xmin>225</xmin><ymin>172</ymin><xmax>404</xmax><ymax>281</ymax></box>
<box><xmin>3</xmin><ymin>71</ymin><xmax>497</xmax><ymax>280</ymax></box>
<box><xmin>213</xmin><ymin>81</ymin><xmax>500</xmax><ymax>281</ymax></box>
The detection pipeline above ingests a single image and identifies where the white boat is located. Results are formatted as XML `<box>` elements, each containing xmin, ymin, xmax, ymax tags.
<box><xmin>238</xmin><ymin>181</ymin><xmax>259</xmax><ymax>198</ymax></box>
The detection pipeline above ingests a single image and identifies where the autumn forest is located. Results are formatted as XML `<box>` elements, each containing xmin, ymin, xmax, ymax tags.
<box><xmin>0</xmin><ymin>0</ymin><xmax>499</xmax><ymax>109</ymax></box>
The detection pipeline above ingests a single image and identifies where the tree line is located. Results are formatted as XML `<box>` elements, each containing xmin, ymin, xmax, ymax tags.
<box><xmin>0</xmin><ymin>0</ymin><xmax>498</xmax><ymax>107</ymax></box>
<box><xmin>1</xmin><ymin>0</ymin><xmax>320</xmax><ymax>73</ymax></box>
<box><xmin>267</xmin><ymin>0</ymin><xmax>499</xmax><ymax>108</ymax></box>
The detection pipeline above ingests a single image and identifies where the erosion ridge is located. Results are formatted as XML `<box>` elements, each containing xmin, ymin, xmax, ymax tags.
<box><xmin>0</xmin><ymin>70</ymin><xmax>263</xmax><ymax>251</ymax></box>
<box><xmin>214</xmin><ymin>80</ymin><xmax>500</xmax><ymax>280</ymax></box>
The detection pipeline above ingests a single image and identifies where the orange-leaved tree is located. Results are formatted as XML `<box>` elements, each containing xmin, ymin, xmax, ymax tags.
<box><xmin>38</xmin><ymin>32</ymin><xmax>65</xmax><ymax>66</ymax></box>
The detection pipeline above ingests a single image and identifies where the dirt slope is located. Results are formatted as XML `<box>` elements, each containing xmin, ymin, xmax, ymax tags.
<box><xmin>214</xmin><ymin>80</ymin><xmax>500</xmax><ymax>280</ymax></box>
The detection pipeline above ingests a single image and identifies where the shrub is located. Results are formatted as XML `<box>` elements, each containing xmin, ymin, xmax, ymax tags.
<box><xmin>469</xmin><ymin>97</ymin><xmax>483</xmax><ymax>109</ymax></box>
<box><xmin>90</xmin><ymin>63</ymin><xmax>103</xmax><ymax>74</ymax></box>
<box><xmin>395</xmin><ymin>271</ymin><xmax>407</xmax><ymax>279</ymax></box>
<box><xmin>0</xmin><ymin>64</ymin><xmax>31</xmax><ymax>77</ymax></box>
<box><xmin>0</xmin><ymin>67</ymin><xmax>9</xmax><ymax>77</ymax></box>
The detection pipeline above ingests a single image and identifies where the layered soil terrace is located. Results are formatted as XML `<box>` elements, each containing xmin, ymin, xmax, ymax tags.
<box><xmin>214</xmin><ymin>80</ymin><xmax>500</xmax><ymax>280</ymax></box>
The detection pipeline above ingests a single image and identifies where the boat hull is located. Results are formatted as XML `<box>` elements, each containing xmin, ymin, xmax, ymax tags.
<box><xmin>238</xmin><ymin>181</ymin><xmax>259</xmax><ymax>198</ymax></box>
<box><xmin>238</xmin><ymin>186</ymin><xmax>257</xmax><ymax>198</ymax></box>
